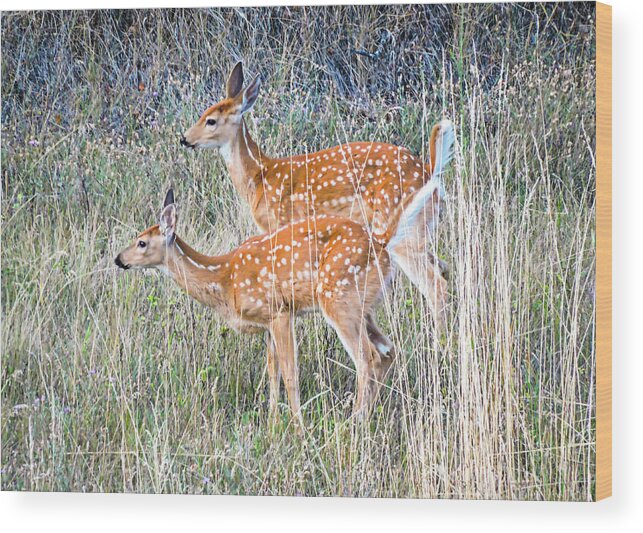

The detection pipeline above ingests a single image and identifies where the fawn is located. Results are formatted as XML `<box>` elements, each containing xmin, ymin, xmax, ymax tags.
<box><xmin>181</xmin><ymin>62</ymin><xmax>454</xmax><ymax>326</ymax></box>
<box><xmin>115</xmin><ymin>177</ymin><xmax>443</xmax><ymax>423</ymax></box>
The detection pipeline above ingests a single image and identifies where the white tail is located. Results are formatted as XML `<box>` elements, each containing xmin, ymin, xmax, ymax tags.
<box><xmin>430</xmin><ymin>118</ymin><xmax>455</xmax><ymax>197</ymax></box>
<box><xmin>387</xmin><ymin>119</ymin><xmax>454</xmax><ymax>251</ymax></box>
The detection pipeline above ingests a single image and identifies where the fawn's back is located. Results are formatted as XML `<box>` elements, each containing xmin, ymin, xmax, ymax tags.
<box><xmin>225</xmin><ymin>215</ymin><xmax>391</xmax><ymax>325</ymax></box>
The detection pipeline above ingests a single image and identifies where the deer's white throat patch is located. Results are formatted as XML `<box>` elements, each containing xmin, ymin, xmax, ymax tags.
<box><xmin>219</xmin><ymin>142</ymin><xmax>233</xmax><ymax>165</ymax></box>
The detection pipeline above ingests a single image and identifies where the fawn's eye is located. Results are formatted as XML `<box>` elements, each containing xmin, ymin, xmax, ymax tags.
<box><xmin>137</xmin><ymin>240</ymin><xmax>146</xmax><ymax>248</ymax></box>
<box><xmin>206</xmin><ymin>118</ymin><xmax>216</xmax><ymax>126</ymax></box>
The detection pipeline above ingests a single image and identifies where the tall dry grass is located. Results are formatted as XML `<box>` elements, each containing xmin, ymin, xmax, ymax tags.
<box><xmin>1</xmin><ymin>4</ymin><xmax>596</xmax><ymax>499</ymax></box>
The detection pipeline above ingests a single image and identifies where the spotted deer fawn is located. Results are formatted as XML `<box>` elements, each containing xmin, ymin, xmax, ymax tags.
<box><xmin>115</xmin><ymin>177</ymin><xmax>443</xmax><ymax>423</ymax></box>
<box><xmin>181</xmin><ymin>62</ymin><xmax>454</xmax><ymax>327</ymax></box>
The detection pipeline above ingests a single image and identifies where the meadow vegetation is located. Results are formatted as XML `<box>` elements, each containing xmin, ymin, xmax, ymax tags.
<box><xmin>1</xmin><ymin>4</ymin><xmax>596</xmax><ymax>499</ymax></box>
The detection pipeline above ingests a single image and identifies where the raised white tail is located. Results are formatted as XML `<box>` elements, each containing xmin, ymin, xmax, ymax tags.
<box><xmin>384</xmin><ymin>119</ymin><xmax>454</xmax><ymax>324</ymax></box>
<box><xmin>389</xmin><ymin>120</ymin><xmax>453</xmax><ymax>248</ymax></box>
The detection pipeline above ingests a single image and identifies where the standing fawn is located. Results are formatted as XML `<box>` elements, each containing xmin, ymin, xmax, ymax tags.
<box><xmin>115</xmin><ymin>177</ymin><xmax>443</xmax><ymax>424</ymax></box>
<box><xmin>181</xmin><ymin>62</ymin><xmax>454</xmax><ymax>327</ymax></box>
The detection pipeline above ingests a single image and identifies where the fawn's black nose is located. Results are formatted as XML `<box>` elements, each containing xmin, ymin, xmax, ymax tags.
<box><xmin>114</xmin><ymin>255</ymin><xmax>129</xmax><ymax>270</ymax></box>
<box><xmin>180</xmin><ymin>136</ymin><xmax>195</xmax><ymax>148</ymax></box>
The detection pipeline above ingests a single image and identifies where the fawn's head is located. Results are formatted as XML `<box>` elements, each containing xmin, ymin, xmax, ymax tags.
<box><xmin>181</xmin><ymin>62</ymin><xmax>261</xmax><ymax>150</ymax></box>
<box><xmin>115</xmin><ymin>189</ymin><xmax>178</xmax><ymax>271</ymax></box>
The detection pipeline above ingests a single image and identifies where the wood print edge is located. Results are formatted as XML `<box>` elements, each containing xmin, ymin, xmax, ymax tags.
<box><xmin>595</xmin><ymin>0</ymin><xmax>612</xmax><ymax>502</ymax></box>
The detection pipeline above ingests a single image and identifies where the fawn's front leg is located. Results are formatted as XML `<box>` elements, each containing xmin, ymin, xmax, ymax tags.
<box><xmin>269</xmin><ymin>313</ymin><xmax>303</xmax><ymax>427</ymax></box>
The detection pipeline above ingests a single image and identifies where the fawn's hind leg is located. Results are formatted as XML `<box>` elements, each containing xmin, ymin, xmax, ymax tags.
<box><xmin>320</xmin><ymin>301</ymin><xmax>381</xmax><ymax>417</ymax></box>
<box><xmin>365</xmin><ymin>313</ymin><xmax>396</xmax><ymax>381</ymax></box>
<box><xmin>265</xmin><ymin>332</ymin><xmax>281</xmax><ymax>418</ymax></box>
<box><xmin>374</xmin><ymin>207</ymin><xmax>448</xmax><ymax>330</ymax></box>
<box><xmin>389</xmin><ymin>245</ymin><xmax>448</xmax><ymax>330</ymax></box>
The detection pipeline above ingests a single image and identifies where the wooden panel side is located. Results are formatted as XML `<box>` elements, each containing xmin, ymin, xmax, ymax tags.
<box><xmin>595</xmin><ymin>1</ymin><xmax>612</xmax><ymax>502</ymax></box>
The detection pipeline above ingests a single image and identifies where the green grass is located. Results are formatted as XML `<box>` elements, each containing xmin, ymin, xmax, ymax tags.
<box><xmin>1</xmin><ymin>4</ymin><xmax>596</xmax><ymax>499</ymax></box>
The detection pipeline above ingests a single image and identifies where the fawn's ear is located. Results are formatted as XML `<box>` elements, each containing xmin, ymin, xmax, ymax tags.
<box><xmin>238</xmin><ymin>75</ymin><xmax>261</xmax><ymax>114</ymax></box>
<box><xmin>163</xmin><ymin>188</ymin><xmax>175</xmax><ymax>208</ymax></box>
<box><xmin>226</xmin><ymin>61</ymin><xmax>244</xmax><ymax>98</ymax></box>
<box><xmin>159</xmin><ymin>204</ymin><xmax>177</xmax><ymax>243</ymax></box>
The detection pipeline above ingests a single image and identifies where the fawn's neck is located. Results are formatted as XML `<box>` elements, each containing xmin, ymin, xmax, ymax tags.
<box><xmin>162</xmin><ymin>236</ymin><xmax>231</xmax><ymax>307</ymax></box>
<box><xmin>220</xmin><ymin>118</ymin><xmax>269</xmax><ymax>206</ymax></box>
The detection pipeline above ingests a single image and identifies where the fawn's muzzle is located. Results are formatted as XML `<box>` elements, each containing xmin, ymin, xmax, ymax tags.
<box><xmin>180</xmin><ymin>135</ymin><xmax>195</xmax><ymax>149</ymax></box>
<box><xmin>114</xmin><ymin>255</ymin><xmax>129</xmax><ymax>270</ymax></box>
